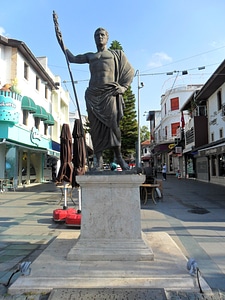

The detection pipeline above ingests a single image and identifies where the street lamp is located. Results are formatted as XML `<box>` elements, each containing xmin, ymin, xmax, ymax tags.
<box><xmin>136</xmin><ymin>70</ymin><xmax>144</xmax><ymax>168</ymax></box>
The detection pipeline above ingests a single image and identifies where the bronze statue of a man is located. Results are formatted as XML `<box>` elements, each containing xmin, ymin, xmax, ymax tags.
<box><xmin>66</xmin><ymin>28</ymin><xmax>134</xmax><ymax>170</ymax></box>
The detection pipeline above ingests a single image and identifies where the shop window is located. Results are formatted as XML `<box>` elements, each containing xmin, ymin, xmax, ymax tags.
<box><xmin>170</xmin><ymin>97</ymin><xmax>179</xmax><ymax>111</ymax></box>
<box><xmin>23</xmin><ymin>110</ymin><xmax>29</xmax><ymax>126</ymax></box>
<box><xmin>22</xmin><ymin>165</ymin><xmax>36</xmax><ymax>176</ymax></box>
<box><xmin>218</xmin><ymin>154</ymin><xmax>225</xmax><ymax>176</ymax></box>
<box><xmin>24</xmin><ymin>62</ymin><xmax>29</xmax><ymax>80</ymax></box>
<box><xmin>217</xmin><ymin>90</ymin><xmax>222</xmax><ymax>111</ymax></box>
<box><xmin>211</xmin><ymin>155</ymin><xmax>216</xmax><ymax>176</ymax></box>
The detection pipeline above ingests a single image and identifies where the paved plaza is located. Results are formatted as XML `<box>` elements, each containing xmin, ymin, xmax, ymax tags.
<box><xmin>0</xmin><ymin>175</ymin><xmax>225</xmax><ymax>299</ymax></box>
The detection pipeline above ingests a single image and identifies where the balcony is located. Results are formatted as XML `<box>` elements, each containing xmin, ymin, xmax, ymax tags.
<box><xmin>185</xmin><ymin>116</ymin><xmax>208</xmax><ymax>149</ymax></box>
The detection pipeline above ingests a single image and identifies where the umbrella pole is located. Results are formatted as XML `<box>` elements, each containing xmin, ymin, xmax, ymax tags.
<box><xmin>78</xmin><ymin>186</ymin><xmax>81</xmax><ymax>212</ymax></box>
<box><xmin>63</xmin><ymin>181</ymin><xmax>67</xmax><ymax>209</ymax></box>
<box><xmin>53</xmin><ymin>11</ymin><xmax>90</xmax><ymax>170</ymax></box>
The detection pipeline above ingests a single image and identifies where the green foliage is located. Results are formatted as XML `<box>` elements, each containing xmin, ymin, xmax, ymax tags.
<box><xmin>110</xmin><ymin>40</ymin><xmax>123</xmax><ymax>51</ymax></box>
<box><xmin>120</xmin><ymin>86</ymin><xmax>138</xmax><ymax>159</ymax></box>
<box><xmin>140</xmin><ymin>125</ymin><xmax>150</xmax><ymax>142</ymax></box>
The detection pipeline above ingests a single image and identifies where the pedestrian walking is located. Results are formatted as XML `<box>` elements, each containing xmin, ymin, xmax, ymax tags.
<box><xmin>162</xmin><ymin>163</ymin><xmax>167</xmax><ymax>180</ymax></box>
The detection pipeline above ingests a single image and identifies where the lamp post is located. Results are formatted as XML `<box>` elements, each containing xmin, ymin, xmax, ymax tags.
<box><xmin>136</xmin><ymin>70</ymin><xmax>144</xmax><ymax>168</ymax></box>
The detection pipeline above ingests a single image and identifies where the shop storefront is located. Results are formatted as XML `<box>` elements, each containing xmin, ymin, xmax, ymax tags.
<box><xmin>197</xmin><ymin>143</ymin><xmax>225</xmax><ymax>185</ymax></box>
<box><xmin>0</xmin><ymin>91</ymin><xmax>58</xmax><ymax>187</ymax></box>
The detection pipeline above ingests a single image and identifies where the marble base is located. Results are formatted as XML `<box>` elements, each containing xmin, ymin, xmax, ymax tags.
<box><xmin>67</xmin><ymin>174</ymin><xmax>154</xmax><ymax>261</ymax></box>
<box><xmin>8</xmin><ymin>231</ymin><xmax>212</xmax><ymax>295</ymax></box>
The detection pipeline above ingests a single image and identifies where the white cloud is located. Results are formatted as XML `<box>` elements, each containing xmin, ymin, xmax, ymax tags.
<box><xmin>148</xmin><ymin>52</ymin><xmax>173</xmax><ymax>68</ymax></box>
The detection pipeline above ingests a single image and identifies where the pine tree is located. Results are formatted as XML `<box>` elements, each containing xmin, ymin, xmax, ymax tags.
<box><xmin>105</xmin><ymin>40</ymin><xmax>138</xmax><ymax>162</ymax></box>
<box><xmin>120</xmin><ymin>86</ymin><xmax>138</xmax><ymax>159</ymax></box>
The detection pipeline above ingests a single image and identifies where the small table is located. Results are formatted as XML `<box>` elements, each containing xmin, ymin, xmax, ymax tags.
<box><xmin>140</xmin><ymin>183</ymin><xmax>160</xmax><ymax>205</ymax></box>
<box><xmin>0</xmin><ymin>178</ymin><xmax>14</xmax><ymax>192</ymax></box>
<box><xmin>0</xmin><ymin>178</ymin><xmax>4</xmax><ymax>192</ymax></box>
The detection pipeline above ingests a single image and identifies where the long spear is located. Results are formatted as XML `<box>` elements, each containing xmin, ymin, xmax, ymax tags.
<box><xmin>52</xmin><ymin>11</ymin><xmax>89</xmax><ymax>169</ymax></box>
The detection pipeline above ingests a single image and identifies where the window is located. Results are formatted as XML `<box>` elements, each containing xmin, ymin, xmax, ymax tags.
<box><xmin>165</xmin><ymin>126</ymin><xmax>168</xmax><ymax>139</ymax></box>
<box><xmin>171</xmin><ymin>122</ymin><xmax>180</xmax><ymax>136</ymax></box>
<box><xmin>164</xmin><ymin>103</ymin><xmax>167</xmax><ymax>115</ymax></box>
<box><xmin>45</xmin><ymin>86</ymin><xmax>48</xmax><ymax>99</ymax></box>
<box><xmin>219</xmin><ymin>128</ymin><xmax>223</xmax><ymax>139</ymax></box>
<box><xmin>36</xmin><ymin>76</ymin><xmax>40</xmax><ymax>91</ymax></box>
<box><xmin>211</xmin><ymin>132</ymin><xmax>214</xmax><ymax>142</ymax></box>
<box><xmin>171</xmin><ymin>97</ymin><xmax>179</xmax><ymax>111</ymax></box>
<box><xmin>24</xmin><ymin>62</ymin><xmax>29</xmax><ymax>80</ymax></box>
<box><xmin>35</xmin><ymin>117</ymin><xmax>40</xmax><ymax>130</ymax></box>
<box><xmin>44</xmin><ymin>124</ymin><xmax>48</xmax><ymax>135</ymax></box>
<box><xmin>217</xmin><ymin>90</ymin><xmax>222</xmax><ymax>111</ymax></box>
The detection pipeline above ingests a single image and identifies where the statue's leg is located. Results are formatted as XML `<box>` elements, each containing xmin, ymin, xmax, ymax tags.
<box><xmin>113</xmin><ymin>146</ymin><xmax>129</xmax><ymax>170</ymax></box>
<box><xmin>93</xmin><ymin>151</ymin><xmax>103</xmax><ymax>170</ymax></box>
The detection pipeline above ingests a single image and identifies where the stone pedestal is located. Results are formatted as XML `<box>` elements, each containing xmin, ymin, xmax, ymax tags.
<box><xmin>67</xmin><ymin>174</ymin><xmax>154</xmax><ymax>261</ymax></box>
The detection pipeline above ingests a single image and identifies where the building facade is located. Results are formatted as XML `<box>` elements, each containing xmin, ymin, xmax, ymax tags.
<box><xmin>0</xmin><ymin>35</ymin><xmax>70</xmax><ymax>187</ymax></box>
<box><xmin>148</xmin><ymin>85</ymin><xmax>202</xmax><ymax>175</ymax></box>
<box><xmin>146</xmin><ymin>60</ymin><xmax>225</xmax><ymax>186</ymax></box>
<box><xmin>182</xmin><ymin>60</ymin><xmax>225</xmax><ymax>186</ymax></box>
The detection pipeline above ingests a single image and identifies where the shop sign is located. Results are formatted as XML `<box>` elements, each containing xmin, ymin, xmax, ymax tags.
<box><xmin>168</xmin><ymin>143</ymin><xmax>175</xmax><ymax>150</ymax></box>
<box><xmin>30</xmin><ymin>127</ymin><xmax>41</xmax><ymax>146</ymax></box>
<box><xmin>200</xmin><ymin>144</ymin><xmax>225</xmax><ymax>156</ymax></box>
<box><xmin>0</xmin><ymin>92</ymin><xmax>21</xmax><ymax>124</ymax></box>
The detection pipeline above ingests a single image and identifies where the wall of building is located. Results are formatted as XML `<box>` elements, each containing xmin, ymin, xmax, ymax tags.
<box><xmin>0</xmin><ymin>37</ymin><xmax>70</xmax><ymax>186</ymax></box>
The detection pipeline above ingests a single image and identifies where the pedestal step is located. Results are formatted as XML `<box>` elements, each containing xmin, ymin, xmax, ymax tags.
<box><xmin>67</xmin><ymin>236</ymin><xmax>154</xmax><ymax>261</ymax></box>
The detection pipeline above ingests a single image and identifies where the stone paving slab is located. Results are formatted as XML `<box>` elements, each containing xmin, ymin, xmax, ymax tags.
<box><xmin>49</xmin><ymin>288</ymin><xmax>167</xmax><ymax>300</ymax></box>
<box><xmin>1</xmin><ymin>288</ymin><xmax>225</xmax><ymax>300</ymax></box>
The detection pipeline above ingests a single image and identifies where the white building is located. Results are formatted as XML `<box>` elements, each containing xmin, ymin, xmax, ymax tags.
<box><xmin>0</xmin><ymin>35</ymin><xmax>70</xmax><ymax>187</ymax></box>
<box><xmin>150</xmin><ymin>84</ymin><xmax>203</xmax><ymax>174</ymax></box>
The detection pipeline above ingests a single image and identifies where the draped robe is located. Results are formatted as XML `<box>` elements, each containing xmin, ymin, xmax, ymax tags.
<box><xmin>85</xmin><ymin>50</ymin><xmax>134</xmax><ymax>153</ymax></box>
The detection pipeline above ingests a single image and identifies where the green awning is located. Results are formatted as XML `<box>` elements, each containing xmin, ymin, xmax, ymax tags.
<box><xmin>33</xmin><ymin>105</ymin><xmax>48</xmax><ymax>120</ymax></box>
<box><xmin>21</xmin><ymin>96</ymin><xmax>37</xmax><ymax>113</ymax></box>
<box><xmin>44</xmin><ymin>113</ymin><xmax>55</xmax><ymax>126</ymax></box>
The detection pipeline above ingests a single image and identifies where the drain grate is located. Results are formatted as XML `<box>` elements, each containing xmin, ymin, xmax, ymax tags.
<box><xmin>188</xmin><ymin>207</ymin><xmax>210</xmax><ymax>214</ymax></box>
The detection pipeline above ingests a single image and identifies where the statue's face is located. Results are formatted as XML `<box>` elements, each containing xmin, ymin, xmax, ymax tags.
<box><xmin>94</xmin><ymin>29</ymin><xmax>108</xmax><ymax>47</ymax></box>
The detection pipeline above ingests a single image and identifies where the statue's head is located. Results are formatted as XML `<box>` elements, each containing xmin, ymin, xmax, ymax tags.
<box><xmin>94</xmin><ymin>28</ymin><xmax>109</xmax><ymax>44</ymax></box>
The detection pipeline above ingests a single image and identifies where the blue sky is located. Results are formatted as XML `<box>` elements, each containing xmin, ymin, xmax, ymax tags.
<box><xmin>1</xmin><ymin>0</ymin><xmax>225</xmax><ymax>126</ymax></box>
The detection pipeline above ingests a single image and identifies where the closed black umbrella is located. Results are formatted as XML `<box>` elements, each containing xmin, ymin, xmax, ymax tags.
<box><xmin>72</xmin><ymin>119</ymin><xmax>86</xmax><ymax>187</ymax></box>
<box><xmin>56</xmin><ymin>124</ymin><xmax>73</xmax><ymax>208</ymax></box>
<box><xmin>72</xmin><ymin>119</ymin><xmax>86</xmax><ymax>212</ymax></box>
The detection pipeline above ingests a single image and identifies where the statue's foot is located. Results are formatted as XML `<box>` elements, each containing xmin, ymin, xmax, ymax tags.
<box><xmin>116</xmin><ymin>157</ymin><xmax>129</xmax><ymax>170</ymax></box>
<box><xmin>93</xmin><ymin>153</ymin><xmax>104</xmax><ymax>171</ymax></box>
<box><xmin>92</xmin><ymin>166</ymin><xmax>104</xmax><ymax>172</ymax></box>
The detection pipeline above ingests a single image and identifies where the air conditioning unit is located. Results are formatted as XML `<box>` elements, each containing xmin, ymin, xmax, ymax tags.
<box><xmin>175</xmin><ymin>147</ymin><xmax>182</xmax><ymax>154</ymax></box>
